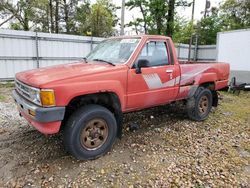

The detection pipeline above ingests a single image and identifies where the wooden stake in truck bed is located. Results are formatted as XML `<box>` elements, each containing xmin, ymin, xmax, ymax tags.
<box><xmin>13</xmin><ymin>35</ymin><xmax>229</xmax><ymax>159</ymax></box>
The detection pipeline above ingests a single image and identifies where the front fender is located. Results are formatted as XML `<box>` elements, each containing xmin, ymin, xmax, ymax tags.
<box><xmin>53</xmin><ymin>80</ymin><xmax>125</xmax><ymax>110</ymax></box>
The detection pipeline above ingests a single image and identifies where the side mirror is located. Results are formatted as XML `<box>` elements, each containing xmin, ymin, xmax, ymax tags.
<box><xmin>136</xmin><ymin>59</ymin><xmax>150</xmax><ymax>74</ymax></box>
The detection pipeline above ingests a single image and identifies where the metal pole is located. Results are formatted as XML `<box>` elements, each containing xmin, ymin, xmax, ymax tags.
<box><xmin>90</xmin><ymin>35</ymin><xmax>93</xmax><ymax>51</ymax></box>
<box><xmin>204</xmin><ymin>0</ymin><xmax>210</xmax><ymax>18</ymax></box>
<box><xmin>177</xmin><ymin>43</ymin><xmax>180</xmax><ymax>59</ymax></box>
<box><xmin>191</xmin><ymin>0</ymin><xmax>195</xmax><ymax>23</ymax></box>
<box><xmin>120</xmin><ymin>0</ymin><xmax>125</xmax><ymax>35</ymax></box>
<box><xmin>35</xmin><ymin>32</ymin><xmax>39</xmax><ymax>68</ymax></box>
<box><xmin>188</xmin><ymin>0</ymin><xmax>195</xmax><ymax>61</ymax></box>
<box><xmin>194</xmin><ymin>34</ymin><xmax>198</xmax><ymax>61</ymax></box>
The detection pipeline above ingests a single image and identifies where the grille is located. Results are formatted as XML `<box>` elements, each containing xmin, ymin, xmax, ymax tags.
<box><xmin>15</xmin><ymin>80</ymin><xmax>31</xmax><ymax>99</ymax></box>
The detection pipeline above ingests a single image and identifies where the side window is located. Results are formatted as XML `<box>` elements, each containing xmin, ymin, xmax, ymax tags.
<box><xmin>137</xmin><ymin>41</ymin><xmax>169</xmax><ymax>67</ymax></box>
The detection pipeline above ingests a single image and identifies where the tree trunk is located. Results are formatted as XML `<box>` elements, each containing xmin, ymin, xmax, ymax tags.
<box><xmin>166</xmin><ymin>0</ymin><xmax>175</xmax><ymax>37</ymax></box>
<box><xmin>55</xmin><ymin>0</ymin><xmax>59</xmax><ymax>33</ymax></box>
<box><xmin>139</xmin><ymin>4</ymin><xmax>147</xmax><ymax>34</ymax></box>
<box><xmin>96</xmin><ymin>5</ymin><xmax>100</xmax><ymax>36</ymax></box>
<box><xmin>49</xmin><ymin>0</ymin><xmax>54</xmax><ymax>33</ymax></box>
<box><xmin>23</xmin><ymin>9</ymin><xmax>29</xmax><ymax>31</ymax></box>
<box><xmin>156</xmin><ymin>14</ymin><xmax>162</xmax><ymax>34</ymax></box>
<box><xmin>63</xmin><ymin>0</ymin><xmax>69</xmax><ymax>33</ymax></box>
<box><xmin>46</xmin><ymin>5</ymin><xmax>50</xmax><ymax>32</ymax></box>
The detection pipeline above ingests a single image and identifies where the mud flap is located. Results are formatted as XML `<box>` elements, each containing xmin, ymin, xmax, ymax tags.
<box><xmin>187</xmin><ymin>86</ymin><xmax>199</xmax><ymax>98</ymax></box>
<box><xmin>212</xmin><ymin>90</ymin><xmax>218</xmax><ymax>107</ymax></box>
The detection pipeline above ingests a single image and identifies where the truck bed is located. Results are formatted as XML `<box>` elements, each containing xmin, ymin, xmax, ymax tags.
<box><xmin>179</xmin><ymin>61</ymin><xmax>229</xmax><ymax>86</ymax></box>
<box><xmin>175</xmin><ymin>61</ymin><xmax>230</xmax><ymax>100</ymax></box>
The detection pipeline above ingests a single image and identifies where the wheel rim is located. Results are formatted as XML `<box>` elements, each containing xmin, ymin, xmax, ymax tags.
<box><xmin>80</xmin><ymin>118</ymin><xmax>109</xmax><ymax>151</ymax></box>
<box><xmin>198</xmin><ymin>95</ymin><xmax>209</xmax><ymax>115</ymax></box>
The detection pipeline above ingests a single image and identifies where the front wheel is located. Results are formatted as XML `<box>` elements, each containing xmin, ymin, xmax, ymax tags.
<box><xmin>63</xmin><ymin>104</ymin><xmax>117</xmax><ymax>160</ymax></box>
<box><xmin>186</xmin><ymin>87</ymin><xmax>213</xmax><ymax>121</ymax></box>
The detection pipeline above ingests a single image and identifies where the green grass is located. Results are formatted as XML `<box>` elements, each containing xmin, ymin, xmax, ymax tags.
<box><xmin>0</xmin><ymin>81</ymin><xmax>14</xmax><ymax>88</ymax></box>
<box><xmin>0</xmin><ymin>94</ymin><xmax>6</xmax><ymax>102</ymax></box>
<box><xmin>219</xmin><ymin>91</ymin><xmax>250</xmax><ymax>121</ymax></box>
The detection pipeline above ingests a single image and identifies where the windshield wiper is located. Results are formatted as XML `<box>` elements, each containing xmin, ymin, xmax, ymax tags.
<box><xmin>92</xmin><ymin>58</ymin><xmax>116</xmax><ymax>66</ymax></box>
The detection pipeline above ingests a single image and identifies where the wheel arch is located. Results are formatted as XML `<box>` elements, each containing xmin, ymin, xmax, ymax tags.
<box><xmin>187</xmin><ymin>82</ymin><xmax>218</xmax><ymax>107</ymax></box>
<box><xmin>62</xmin><ymin>92</ymin><xmax>123</xmax><ymax>137</ymax></box>
<box><xmin>200</xmin><ymin>82</ymin><xmax>218</xmax><ymax>107</ymax></box>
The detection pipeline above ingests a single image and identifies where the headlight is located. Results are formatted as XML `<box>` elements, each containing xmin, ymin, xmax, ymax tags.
<box><xmin>29</xmin><ymin>88</ymin><xmax>55</xmax><ymax>107</ymax></box>
<box><xmin>40</xmin><ymin>89</ymin><xmax>55</xmax><ymax>107</ymax></box>
<box><xmin>15</xmin><ymin>79</ymin><xmax>56</xmax><ymax>107</ymax></box>
<box><xmin>29</xmin><ymin>88</ymin><xmax>41</xmax><ymax>104</ymax></box>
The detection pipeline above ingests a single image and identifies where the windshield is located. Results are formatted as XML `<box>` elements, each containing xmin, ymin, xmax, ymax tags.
<box><xmin>86</xmin><ymin>38</ymin><xmax>140</xmax><ymax>64</ymax></box>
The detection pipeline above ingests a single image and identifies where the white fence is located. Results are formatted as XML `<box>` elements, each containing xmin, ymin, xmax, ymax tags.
<box><xmin>0</xmin><ymin>29</ymin><xmax>216</xmax><ymax>80</ymax></box>
<box><xmin>175</xmin><ymin>43</ymin><xmax>216</xmax><ymax>61</ymax></box>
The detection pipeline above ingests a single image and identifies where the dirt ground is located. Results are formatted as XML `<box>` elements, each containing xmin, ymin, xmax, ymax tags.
<box><xmin>0</xmin><ymin>83</ymin><xmax>249</xmax><ymax>188</ymax></box>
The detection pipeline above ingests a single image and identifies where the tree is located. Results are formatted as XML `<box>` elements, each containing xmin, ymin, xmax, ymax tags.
<box><xmin>88</xmin><ymin>0</ymin><xmax>115</xmax><ymax>37</ymax></box>
<box><xmin>196</xmin><ymin>7</ymin><xmax>223</xmax><ymax>45</ymax></box>
<box><xmin>75</xmin><ymin>1</ymin><xmax>91</xmax><ymax>35</ymax></box>
<box><xmin>219</xmin><ymin>0</ymin><xmax>250</xmax><ymax>30</ymax></box>
<box><xmin>166</xmin><ymin>0</ymin><xmax>175</xmax><ymax>37</ymax></box>
<box><xmin>126</xmin><ymin>17</ymin><xmax>144</xmax><ymax>35</ymax></box>
<box><xmin>148</xmin><ymin>0</ymin><xmax>168</xmax><ymax>34</ymax></box>
<box><xmin>126</xmin><ymin>0</ymin><xmax>189</xmax><ymax>35</ymax></box>
<box><xmin>0</xmin><ymin>0</ymin><xmax>35</xmax><ymax>31</ymax></box>
<box><xmin>172</xmin><ymin>16</ymin><xmax>194</xmax><ymax>43</ymax></box>
<box><xmin>165</xmin><ymin>0</ymin><xmax>191</xmax><ymax>36</ymax></box>
<box><xmin>126</xmin><ymin>0</ymin><xmax>149</xmax><ymax>34</ymax></box>
<box><xmin>61</xmin><ymin>0</ymin><xmax>80</xmax><ymax>34</ymax></box>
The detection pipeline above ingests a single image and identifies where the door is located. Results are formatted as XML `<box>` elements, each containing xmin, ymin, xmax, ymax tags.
<box><xmin>126</xmin><ymin>40</ymin><xmax>179</xmax><ymax>110</ymax></box>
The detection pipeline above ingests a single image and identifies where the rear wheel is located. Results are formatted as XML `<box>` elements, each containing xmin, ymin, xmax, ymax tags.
<box><xmin>63</xmin><ymin>104</ymin><xmax>117</xmax><ymax>160</ymax></box>
<box><xmin>187</xmin><ymin>87</ymin><xmax>213</xmax><ymax>121</ymax></box>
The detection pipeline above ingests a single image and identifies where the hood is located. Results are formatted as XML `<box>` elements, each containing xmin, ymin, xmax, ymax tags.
<box><xmin>16</xmin><ymin>61</ymin><xmax>122</xmax><ymax>88</ymax></box>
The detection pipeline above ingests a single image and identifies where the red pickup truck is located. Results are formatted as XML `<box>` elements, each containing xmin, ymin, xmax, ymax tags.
<box><xmin>13</xmin><ymin>35</ymin><xmax>229</xmax><ymax>159</ymax></box>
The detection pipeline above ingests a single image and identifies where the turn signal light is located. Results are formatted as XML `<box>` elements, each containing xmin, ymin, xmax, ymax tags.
<box><xmin>28</xmin><ymin>109</ymin><xmax>36</xmax><ymax>116</ymax></box>
<box><xmin>40</xmin><ymin>90</ymin><xmax>55</xmax><ymax>106</ymax></box>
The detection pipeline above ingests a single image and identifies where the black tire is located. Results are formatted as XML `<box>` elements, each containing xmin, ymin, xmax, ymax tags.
<box><xmin>186</xmin><ymin>87</ymin><xmax>213</xmax><ymax>121</ymax></box>
<box><xmin>63</xmin><ymin>104</ymin><xmax>117</xmax><ymax>160</ymax></box>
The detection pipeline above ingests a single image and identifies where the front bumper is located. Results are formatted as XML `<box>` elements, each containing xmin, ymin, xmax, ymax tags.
<box><xmin>12</xmin><ymin>90</ymin><xmax>65</xmax><ymax>134</ymax></box>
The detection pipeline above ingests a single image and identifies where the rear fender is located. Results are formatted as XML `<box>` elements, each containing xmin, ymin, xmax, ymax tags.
<box><xmin>194</xmin><ymin>73</ymin><xmax>217</xmax><ymax>86</ymax></box>
<box><xmin>186</xmin><ymin>73</ymin><xmax>216</xmax><ymax>98</ymax></box>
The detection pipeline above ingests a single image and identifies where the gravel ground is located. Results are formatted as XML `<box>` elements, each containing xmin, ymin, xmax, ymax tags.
<box><xmin>0</xmin><ymin>84</ymin><xmax>249</xmax><ymax>187</ymax></box>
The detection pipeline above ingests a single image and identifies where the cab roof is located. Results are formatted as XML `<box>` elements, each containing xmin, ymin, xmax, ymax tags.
<box><xmin>110</xmin><ymin>34</ymin><xmax>171</xmax><ymax>40</ymax></box>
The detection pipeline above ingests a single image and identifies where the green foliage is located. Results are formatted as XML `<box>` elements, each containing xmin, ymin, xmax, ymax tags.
<box><xmin>126</xmin><ymin>0</ymin><xmax>149</xmax><ymax>33</ymax></box>
<box><xmin>75</xmin><ymin>2</ymin><xmax>91</xmax><ymax>35</ymax></box>
<box><xmin>196</xmin><ymin>8</ymin><xmax>223</xmax><ymax>45</ymax></box>
<box><xmin>126</xmin><ymin>0</ymin><xmax>189</xmax><ymax>36</ymax></box>
<box><xmin>0</xmin><ymin>0</ymin><xmax>36</xmax><ymax>30</ymax></box>
<box><xmin>174</xmin><ymin>0</ymin><xmax>250</xmax><ymax>45</ymax></box>
<box><xmin>220</xmin><ymin>0</ymin><xmax>250</xmax><ymax>30</ymax></box>
<box><xmin>148</xmin><ymin>0</ymin><xmax>168</xmax><ymax>34</ymax></box>
<box><xmin>172</xmin><ymin>17</ymin><xmax>194</xmax><ymax>44</ymax></box>
<box><xmin>0</xmin><ymin>0</ymin><xmax>116</xmax><ymax>37</ymax></box>
<box><xmin>1</xmin><ymin>0</ymin><xmax>249</xmax><ymax>43</ymax></box>
<box><xmin>126</xmin><ymin>0</ymin><xmax>168</xmax><ymax>34</ymax></box>
<box><xmin>88</xmin><ymin>0</ymin><xmax>115</xmax><ymax>37</ymax></box>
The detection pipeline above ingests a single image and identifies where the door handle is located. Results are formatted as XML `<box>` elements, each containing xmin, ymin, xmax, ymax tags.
<box><xmin>166</xmin><ymin>69</ymin><xmax>173</xmax><ymax>73</ymax></box>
